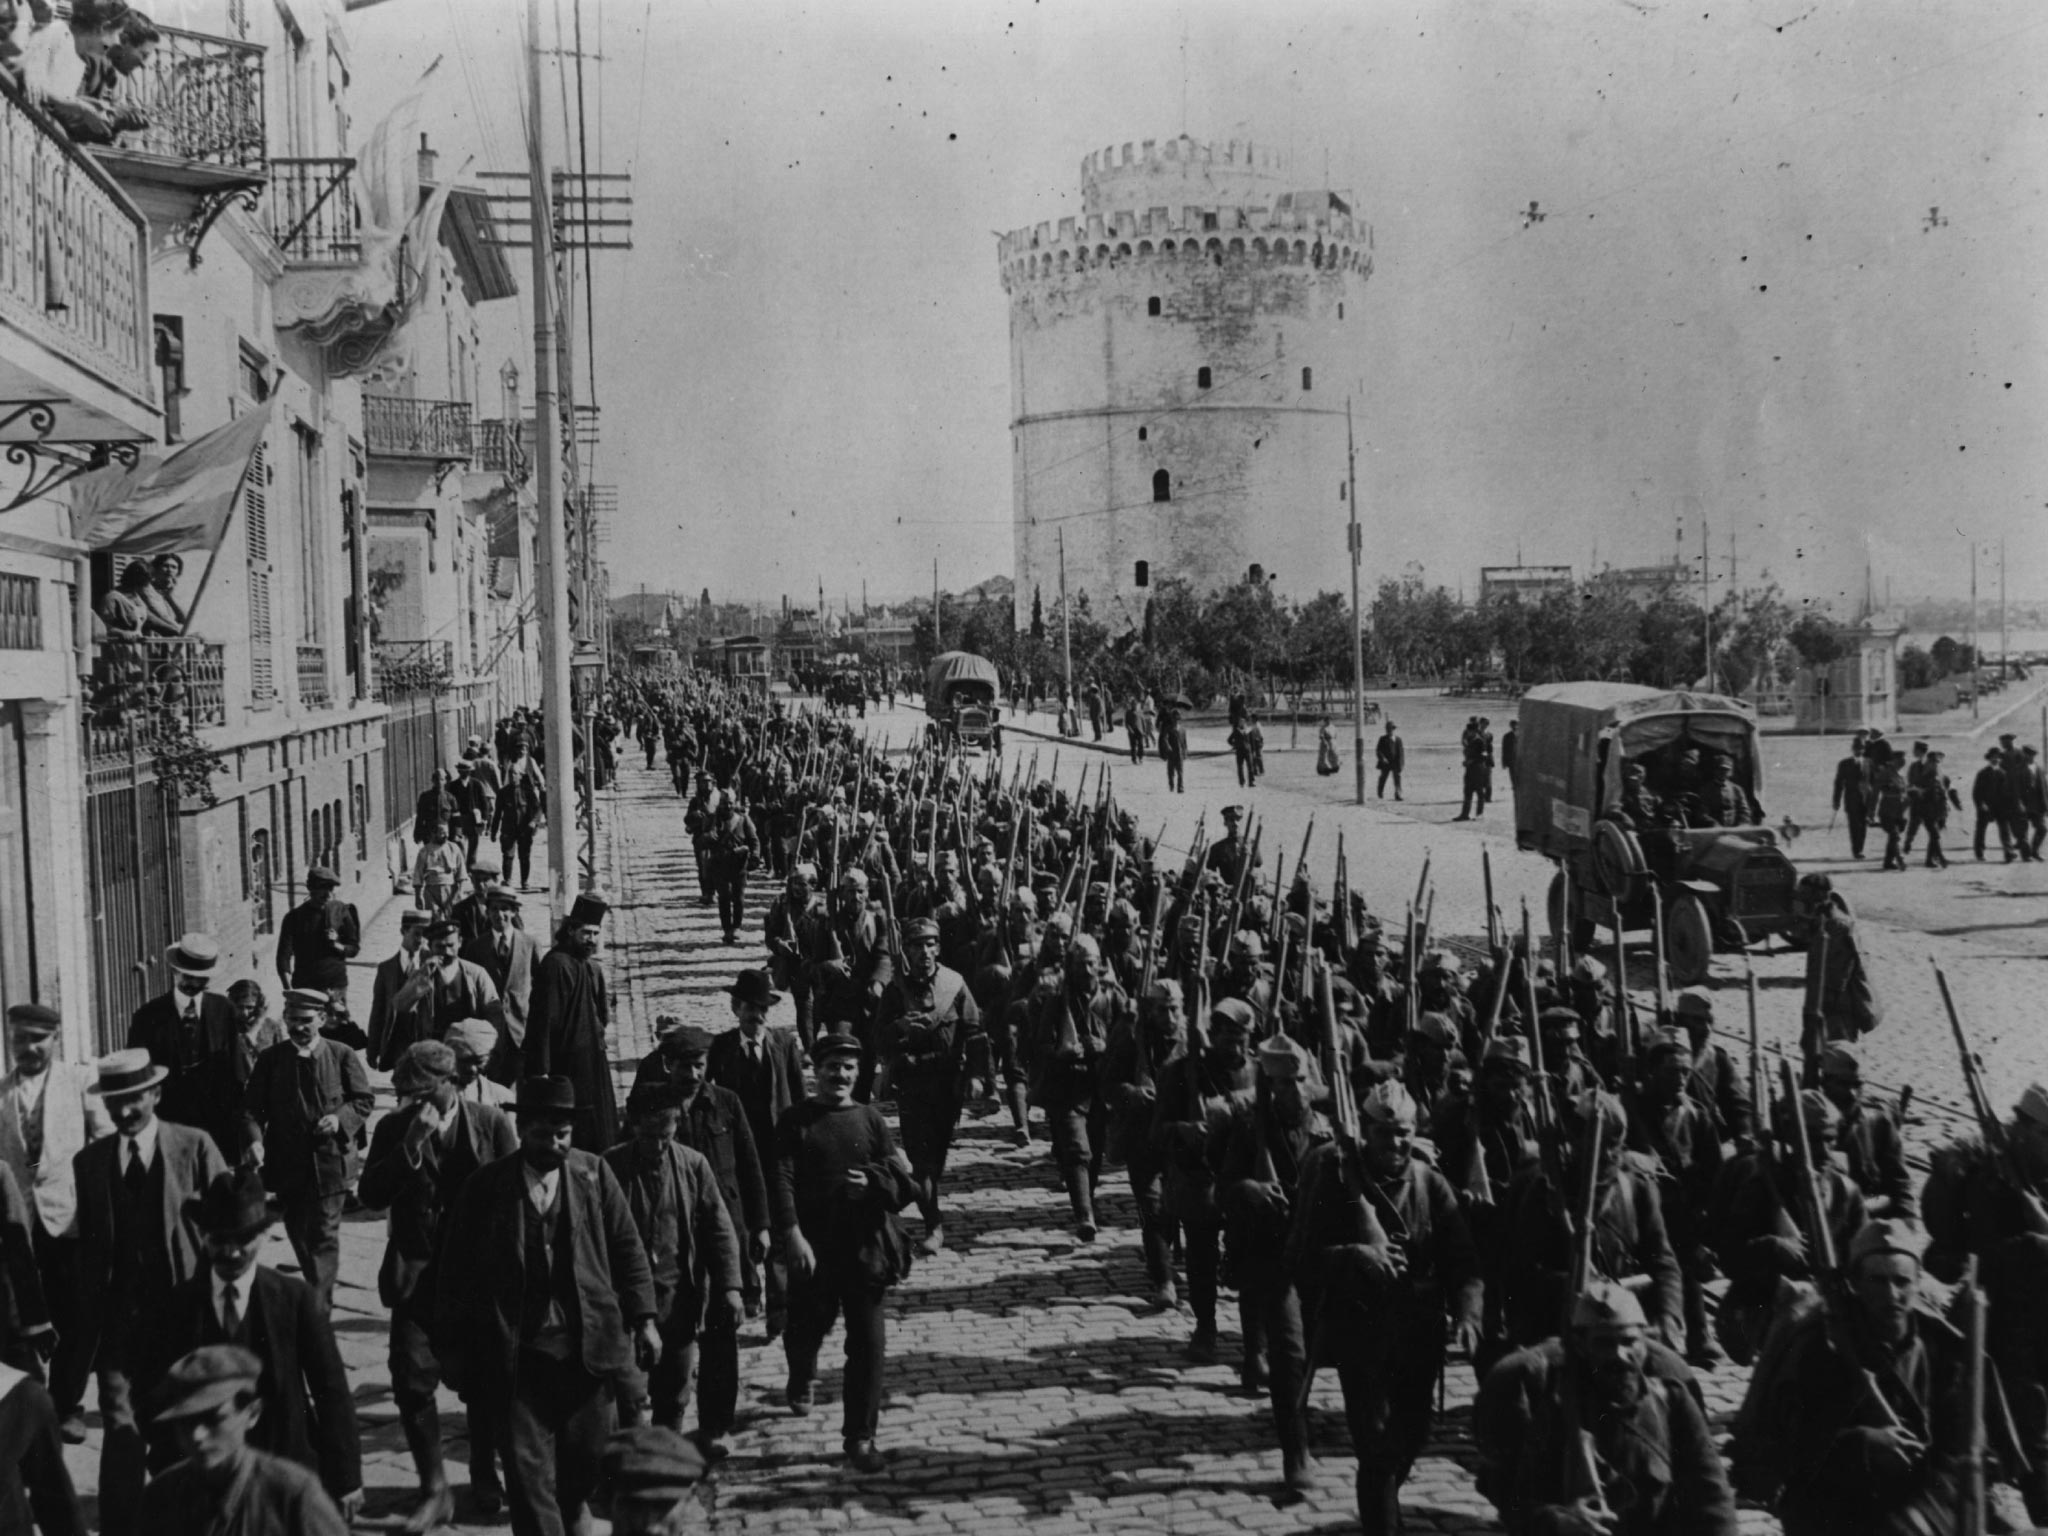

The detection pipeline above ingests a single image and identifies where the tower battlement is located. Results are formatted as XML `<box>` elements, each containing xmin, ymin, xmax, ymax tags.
<box><xmin>996</xmin><ymin>199</ymin><xmax>1371</xmax><ymax>292</ymax></box>
<box><xmin>1080</xmin><ymin>135</ymin><xmax>1294</xmax><ymax>218</ymax></box>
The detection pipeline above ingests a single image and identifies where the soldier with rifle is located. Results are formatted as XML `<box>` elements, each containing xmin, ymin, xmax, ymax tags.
<box><xmin>1627</xmin><ymin>1029</ymin><xmax>1725</xmax><ymax>1367</ymax></box>
<box><xmin>804</xmin><ymin>868</ymin><xmax>895</xmax><ymax>1103</ymax></box>
<box><xmin>1285</xmin><ymin>1070</ymin><xmax>1479</xmax><ymax>1534</ymax></box>
<box><xmin>869</xmin><ymin>916</ymin><xmax>977</xmax><ymax>1257</ymax></box>
<box><xmin>1673</xmin><ymin>991</ymin><xmax>1757</xmax><ymax>1153</ymax></box>
<box><xmin>1793</xmin><ymin>872</ymin><xmax>1882</xmax><ymax>1085</ymax></box>
<box><xmin>1026</xmin><ymin>933</ymin><xmax>1129</xmax><ymax>1242</ymax></box>
<box><xmin>1152</xmin><ymin>996</ymin><xmax>1254</xmax><ymax>1365</ymax></box>
<box><xmin>1924</xmin><ymin>971</ymin><xmax>2048</xmax><ymax>1523</ymax></box>
<box><xmin>1817</xmin><ymin>1042</ymin><xmax>1917</xmax><ymax>1220</ymax></box>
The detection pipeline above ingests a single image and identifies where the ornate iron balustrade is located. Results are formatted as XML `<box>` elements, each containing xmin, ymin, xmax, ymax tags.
<box><xmin>108</xmin><ymin>23</ymin><xmax>266</xmax><ymax>172</ymax></box>
<box><xmin>86</xmin><ymin>636</ymin><xmax>226</xmax><ymax>758</ymax></box>
<box><xmin>296</xmin><ymin>643</ymin><xmax>330</xmax><ymax>708</ymax></box>
<box><xmin>267</xmin><ymin>157</ymin><xmax>360</xmax><ymax>264</ymax></box>
<box><xmin>364</xmin><ymin>396</ymin><xmax>473</xmax><ymax>462</ymax></box>
<box><xmin>0</xmin><ymin>72</ymin><xmax>153</xmax><ymax>405</ymax></box>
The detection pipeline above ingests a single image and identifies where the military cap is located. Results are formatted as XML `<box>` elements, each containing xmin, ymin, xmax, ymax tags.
<box><xmin>422</xmin><ymin>920</ymin><xmax>458</xmax><ymax>943</ymax></box>
<box><xmin>1847</xmin><ymin>1218</ymin><xmax>1926</xmax><ymax>1269</ymax></box>
<box><xmin>151</xmin><ymin>1345</ymin><xmax>262</xmax><ymax>1423</ymax></box>
<box><xmin>1538</xmin><ymin>1006</ymin><xmax>1582</xmax><ymax>1041</ymax></box>
<box><xmin>305</xmin><ymin>865</ymin><xmax>339</xmax><ymax>886</ymax></box>
<box><xmin>839</xmin><ymin>867</ymin><xmax>869</xmax><ymax>892</ymax></box>
<box><xmin>1221</xmin><ymin>805</ymin><xmax>1244</xmax><ymax>822</ymax></box>
<box><xmin>1411</xmin><ymin>1011</ymin><xmax>1458</xmax><ymax>1047</ymax></box>
<box><xmin>1010</xmin><ymin>888</ymin><xmax>1040</xmax><ymax>918</ymax></box>
<box><xmin>487</xmin><ymin>887</ymin><xmax>524</xmax><ymax>911</ymax></box>
<box><xmin>1482</xmin><ymin>1035</ymin><xmax>1532</xmax><ymax>1072</ymax></box>
<box><xmin>1818</xmin><ymin>1042</ymin><xmax>1862</xmax><ymax>1078</ymax></box>
<box><xmin>1772</xmin><ymin>1087</ymin><xmax>1840</xmax><ymax>1139</ymax></box>
<box><xmin>1571</xmin><ymin>1281</ymin><xmax>1647</xmax><ymax>1332</ymax></box>
<box><xmin>1208</xmin><ymin>998</ymin><xmax>1258</xmax><ymax>1035</ymax></box>
<box><xmin>1257</xmin><ymin>1034</ymin><xmax>1311</xmax><ymax>1081</ymax></box>
<box><xmin>1068</xmin><ymin>932</ymin><xmax>1101</xmax><ymax>962</ymax></box>
<box><xmin>281</xmin><ymin>987</ymin><xmax>331</xmax><ymax>1014</ymax></box>
<box><xmin>1571</xmin><ymin>955</ymin><xmax>1606</xmax><ymax>984</ymax></box>
<box><xmin>603</xmin><ymin>1424</ymin><xmax>706</xmax><ymax>1504</ymax></box>
<box><xmin>2016</xmin><ymin>1082</ymin><xmax>2048</xmax><ymax>1128</ymax></box>
<box><xmin>393</xmin><ymin>1040</ymin><xmax>458</xmax><ymax>1094</ymax></box>
<box><xmin>791</xmin><ymin>862</ymin><xmax>819</xmax><ymax>885</ymax></box>
<box><xmin>5</xmin><ymin>1003</ymin><xmax>59</xmax><ymax>1036</ymax></box>
<box><xmin>1425</xmin><ymin>948</ymin><xmax>1462</xmax><ymax>975</ymax></box>
<box><xmin>1045</xmin><ymin>910</ymin><xmax>1075</xmax><ymax>937</ymax></box>
<box><xmin>1229</xmin><ymin>930</ymin><xmax>1265</xmax><ymax>959</ymax></box>
<box><xmin>1644</xmin><ymin>1027</ymin><xmax>1690</xmax><ymax>1059</ymax></box>
<box><xmin>400</xmin><ymin>908</ymin><xmax>433</xmax><ymax>929</ymax></box>
<box><xmin>1142</xmin><ymin>978</ymin><xmax>1183</xmax><ymax>1008</ymax></box>
<box><xmin>1575</xmin><ymin>1090</ymin><xmax>1628</xmax><ymax>1142</ymax></box>
<box><xmin>1673</xmin><ymin>990</ymin><xmax>1714</xmax><ymax>1021</ymax></box>
<box><xmin>468</xmin><ymin>850</ymin><xmax>503</xmax><ymax>876</ymax></box>
<box><xmin>902</xmin><ymin>917</ymin><xmax>940</xmax><ymax>942</ymax></box>
<box><xmin>1362</xmin><ymin>1080</ymin><xmax>1418</xmax><ymax>1128</ymax></box>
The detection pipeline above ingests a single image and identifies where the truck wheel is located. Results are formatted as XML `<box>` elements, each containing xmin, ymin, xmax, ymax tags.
<box><xmin>1664</xmin><ymin>891</ymin><xmax>1715</xmax><ymax>985</ymax></box>
<box><xmin>1591</xmin><ymin>819</ymin><xmax>1647</xmax><ymax>899</ymax></box>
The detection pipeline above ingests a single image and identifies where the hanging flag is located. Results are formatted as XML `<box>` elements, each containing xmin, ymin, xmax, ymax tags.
<box><xmin>347</xmin><ymin>173</ymin><xmax>462</xmax><ymax>386</ymax></box>
<box><xmin>69</xmin><ymin>406</ymin><xmax>271</xmax><ymax>556</ymax></box>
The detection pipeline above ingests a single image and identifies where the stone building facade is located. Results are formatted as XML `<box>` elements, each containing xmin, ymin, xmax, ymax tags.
<box><xmin>997</xmin><ymin>136</ymin><xmax>1372</xmax><ymax>630</ymax></box>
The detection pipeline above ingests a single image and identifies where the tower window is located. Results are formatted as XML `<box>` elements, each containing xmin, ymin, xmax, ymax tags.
<box><xmin>1338</xmin><ymin>303</ymin><xmax>1345</xmax><ymax>320</ymax></box>
<box><xmin>1152</xmin><ymin>469</ymin><xmax>1171</xmax><ymax>503</ymax></box>
<box><xmin>1134</xmin><ymin>560</ymin><xmax>1150</xmax><ymax>588</ymax></box>
<box><xmin>1301</xmin><ymin>367</ymin><xmax>1313</xmax><ymax>391</ymax></box>
<box><xmin>1147</xmin><ymin>296</ymin><xmax>1161</xmax><ymax>316</ymax></box>
<box><xmin>1137</xmin><ymin>426</ymin><xmax>1147</xmax><ymax>442</ymax></box>
<box><xmin>1197</xmin><ymin>366</ymin><xmax>1212</xmax><ymax>390</ymax></box>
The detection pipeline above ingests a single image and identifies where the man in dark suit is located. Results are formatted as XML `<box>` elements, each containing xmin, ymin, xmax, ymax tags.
<box><xmin>138</xmin><ymin>1168</ymin><xmax>360</xmax><ymax>1517</ymax></box>
<box><xmin>128</xmin><ymin>934</ymin><xmax>241</xmax><ymax>1161</ymax></box>
<box><xmin>462</xmin><ymin>888</ymin><xmax>539</xmax><ymax>1082</ymax></box>
<box><xmin>359</xmin><ymin>1041</ymin><xmax>518</xmax><ymax>1527</ymax></box>
<box><xmin>630</xmin><ymin>1025</ymin><xmax>766</xmax><ymax>1433</ymax></box>
<box><xmin>707</xmin><ymin>970</ymin><xmax>807</xmax><ymax>1335</ymax></box>
<box><xmin>436</xmin><ymin>1077</ymin><xmax>659</xmax><ymax>1536</ymax></box>
<box><xmin>367</xmin><ymin>910</ymin><xmax>434</xmax><ymax>1071</ymax></box>
<box><xmin>75</xmin><ymin>1048</ymin><xmax>230</xmax><ymax>1536</ymax></box>
<box><xmin>448</xmin><ymin>850</ymin><xmax>506</xmax><ymax>950</ymax></box>
<box><xmin>242</xmin><ymin>991</ymin><xmax>372</xmax><ymax>1315</ymax></box>
<box><xmin>603</xmin><ymin>1082</ymin><xmax>742</xmax><ymax>1450</ymax></box>
<box><xmin>273</xmin><ymin>867</ymin><xmax>362</xmax><ymax>1019</ymax></box>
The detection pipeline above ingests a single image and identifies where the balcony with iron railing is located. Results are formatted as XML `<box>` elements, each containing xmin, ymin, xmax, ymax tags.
<box><xmin>267</xmin><ymin>157</ymin><xmax>362</xmax><ymax>265</ymax></box>
<box><xmin>0</xmin><ymin>71</ymin><xmax>155</xmax><ymax>415</ymax></box>
<box><xmin>364</xmin><ymin>396</ymin><xmax>473</xmax><ymax>463</ymax></box>
<box><xmin>85</xmin><ymin>636</ymin><xmax>226</xmax><ymax>760</ymax></box>
<box><xmin>374</xmin><ymin>638</ymin><xmax>455</xmax><ymax>700</ymax></box>
<box><xmin>104</xmin><ymin>23</ymin><xmax>266</xmax><ymax>175</ymax></box>
<box><xmin>296</xmin><ymin>644</ymin><xmax>331</xmax><ymax>709</ymax></box>
<box><xmin>476</xmin><ymin>417</ymin><xmax>531</xmax><ymax>479</ymax></box>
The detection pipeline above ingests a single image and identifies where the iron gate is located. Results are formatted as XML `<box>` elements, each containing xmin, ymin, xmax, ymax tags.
<box><xmin>85</xmin><ymin>745</ymin><xmax>186</xmax><ymax>1054</ymax></box>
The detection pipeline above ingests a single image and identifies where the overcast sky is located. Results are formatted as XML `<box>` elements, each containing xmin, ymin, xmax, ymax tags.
<box><xmin>348</xmin><ymin>0</ymin><xmax>2048</xmax><ymax>613</ymax></box>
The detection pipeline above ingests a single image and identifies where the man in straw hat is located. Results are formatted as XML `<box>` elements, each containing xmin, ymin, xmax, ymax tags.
<box><xmin>128</xmin><ymin>933</ymin><xmax>240</xmax><ymax>1158</ymax></box>
<box><xmin>242</xmin><ymin>991</ymin><xmax>372</xmax><ymax>1316</ymax></box>
<box><xmin>359</xmin><ymin>1040</ymin><xmax>518</xmax><ymax>1526</ymax></box>
<box><xmin>526</xmin><ymin>893</ymin><xmax>620</xmax><ymax>1151</ymax></box>
<box><xmin>138</xmin><ymin>1168</ymin><xmax>360</xmax><ymax>1517</ymax></box>
<box><xmin>141</xmin><ymin>1345</ymin><xmax>347</xmax><ymax>1536</ymax></box>
<box><xmin>0</xmin><ymin>1002</ymin><xmax>111</xmax><ymax>1442</ymax></box>
<box><xmin>437</xmin><ymin>1076</ymin><xmax>658</xmax><ymax>1536</ymax></box>
<box><xmin>76</xmin><ymin>1047</ymin><xmax>229</xmax><ymax>1536</ymax></box>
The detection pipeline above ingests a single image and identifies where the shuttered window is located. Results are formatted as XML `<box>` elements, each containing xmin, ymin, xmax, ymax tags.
<box><xmin>245</xmin><ymin>440</ymin><xmax>274</xmax><ymax>701</ymax></box>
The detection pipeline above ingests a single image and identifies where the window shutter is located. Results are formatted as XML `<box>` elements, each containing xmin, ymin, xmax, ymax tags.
<box><xmin>245</xmin><ymin>441</ymin><xmax>274</xmax><ymax>699</ymax></box>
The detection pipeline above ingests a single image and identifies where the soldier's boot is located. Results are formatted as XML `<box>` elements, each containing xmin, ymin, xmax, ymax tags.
<box><xmin>1007</xmin><ymin>1081</ymin><xmax>1034</xmax><ymax>1143</ymax></box>
<box><xmin>1065</xmin><ymin>1166</ymin><xmax>1097</xmax><ymax>1242</ymax></box>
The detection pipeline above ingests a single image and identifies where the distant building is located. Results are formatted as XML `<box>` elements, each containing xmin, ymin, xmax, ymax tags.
<box><xmin>998</xmin><ymin>136</ymin><xmax>1373</xmax><ymax>620</ymax></box>
<box><xmin>1597</xmin><ymin>562</ymin><xmax>1690</xmax><ymax>606</ymax></box>
<box><xmin>1480</xmin><ymin>565</ymin><xmax>1574</xmax><ymax>604</ymax></box>
<box><xmin>1793</xmin><ymin>614</ymin><xmax>1902</xmax><ymax>734</ymax></box>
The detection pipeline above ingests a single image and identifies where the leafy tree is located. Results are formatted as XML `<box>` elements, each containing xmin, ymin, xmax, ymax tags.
<box><xmin>1898</xmin><ymin>643</ymin><xmax>1936</xmax><ymax>690</ymax></box>
<box><xmin>1788</xmin><ymin>612</ymin><xmax>1846</xmax><ymax>669</ymax></box>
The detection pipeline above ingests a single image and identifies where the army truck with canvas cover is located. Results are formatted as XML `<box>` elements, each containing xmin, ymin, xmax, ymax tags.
<box><xmin>924</xmin><ymin>650</ymin><xmax>1001</xmax><ymax>751</ymax></box>
<box><xmin>1513</xmin><ymin>681</ymin><xmax>1800</xmax><ymax>983</ymax></box>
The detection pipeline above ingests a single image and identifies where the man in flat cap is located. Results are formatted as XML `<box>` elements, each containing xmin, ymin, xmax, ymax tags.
<box><xmin>129</xmin><ymin>934</ymin><xmax>240</xmax><ymax>1158</ymax></box>
<box><xmin>139</xmin><ymin>1169</ymin><xmax>360</xmax><ymax>1516</ymax></box>
<box><xmin>604</xmin><ymin>1082</ymin><xmax>742</xmax><ymax>1451</ymax></box>
<box><xmin>142</xmin><ymin>1345</ymin><xmax>348</xmax><ymax>1536</ymax></box>
<box><xmin>526</xmin><ymin>893</ymin><xmax>620</xmax><ymax>1151</ymax></box>
<box><xmin>0</xmin><ymin>1003</ymin><xmax>109</xmax><ymax>1441</ymax></box>
<box><xmin>359</xmin><ymin>1039</ymin><xmax>518</xmax><ymax>1525</ymax></box>
<box><xmin>242</xmin><ymin>991</ymin><xmax>372</xmax><ymax>1315</ymax></box>
<box><xmin>274</xmin><ymin>867</ymin><xmax>361</xmax><ymax>1020</ymax></box>
<box><xmin>463</xmin><ymin>887</ymin><xmax>538</xmax><ymax>1074</ymax></box>
<box><xmin>368</xmin><ymin>909</ymin><xmax>436</xmax><ymax>1072</ymax></box>
<box><xmin>438</xmin><ymin>1077</ymin><xmax>659</xmax><ymax>1536</ymax></box>
<box><xmin>414</xmin><ymin>919</ymin><xmax>503</xmax><ymax>1048</ymax></box>
<box><xmin>630</xmin><ymin>1024</ymin><xmax>765</xmax><ymax>1450</ymax></box>
<box><xmin>77</xmin><ymin>1049</ymin><xmax>229</xmax><ymax>1536</ymax></box>
<box><xmin>449</xmin><ymin>849</ymin><xmax>507</xmax><ymax>949</ymax></box>
<box><xmin>1476</xmin><ymin>1282</ymin><xmax>1737</xmax><ymax>1536</ymax></box>
<box><xmin>773</xmin><ymin>1031</ymin><xmax>916</xmax><ymax>1475</ymax></box>
<box><xmin>872</xmin><ymin>916</ymin><xmax>977</xmax><ymax>1257</ymax></box>
<box><xmin>602</xmin><ymin>1425</ymin><xmax>708</xmax><ymax>1536</ymax></box>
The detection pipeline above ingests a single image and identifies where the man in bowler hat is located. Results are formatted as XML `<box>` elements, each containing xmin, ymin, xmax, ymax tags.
<box><xmin>359</xmin><ymin>1040</ymin><xmax>518</xmax><ymax>1527</ymax></box>
<box><xmin>242</xmin><ymin>991</ymin><xmax>372</xmax><ymax>1315</ymax></box>
<box><xmin>139</xmin><ymin>1168</ymin><xmax>360</xmax><ymax>1517</ymax></box>
<box><xmin>437</xmin><ymin>1076</ymin><xmax>659</xmax><ymax>1536</ymax></box>
<box><xmin>75</xmin><ymin>1048</ymin><xmax>229</xmax><ymax>1536</ymax></box>
<box><xmin>707</xmin><ymin>970</ymin><xmax>808</xmax><ymax>1333</ymax></box>
<box><xmin>128</xmin><ymin>934</ymin><xmax>241</xmax><ymax>1159</ymax></box>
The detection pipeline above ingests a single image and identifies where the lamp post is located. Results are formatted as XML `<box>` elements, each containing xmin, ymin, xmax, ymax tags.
<box><xmin>571</xmin><ymin>642</ymin><xmax>604</xmax><ymax>889</ymax></box>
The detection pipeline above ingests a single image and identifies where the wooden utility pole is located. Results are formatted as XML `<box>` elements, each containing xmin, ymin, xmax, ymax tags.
<box><xmin>526</xmin><ymin>0</ymin><xmax>574</xmax><ymax>921</ymax></box>
<box><xmin>1702</xmin><ymin>519</ymin><xmax>1713</xmax><ymax>688</ymax></box>
<box><xmin>933</xmin><ymin>558</ymin><xmax>941</xmax><ymax>651</ymax></box>
<box><xmin>1971</xmin><ymin>542</ymin><xmax>1980</xmax><ymax>720</ymax></box>
<box><xmin>1057</xmin><ymin>527</ymin><xmax>1073</xmax><ymax>704</ymax></box>
<box><xmin>1346</xmin><ymin>398</ymin><xmax>1365</xmax><ymax>805</ymax></box>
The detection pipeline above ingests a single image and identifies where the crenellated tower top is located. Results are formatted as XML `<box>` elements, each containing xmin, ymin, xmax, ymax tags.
<box><xmin>1081</xmin><ymin>136</ymin><xmax>1293</xmax><ymax>218</ymax></box>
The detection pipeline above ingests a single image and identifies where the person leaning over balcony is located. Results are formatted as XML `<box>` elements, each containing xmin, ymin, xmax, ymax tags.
<box><xmin>99</xmin><ymin>562</ymin><xmax>179</xmax><ymax>641</ymax></box>
<box><xmin>412</xmin><ymin>821</ymin><xmax>467</xmax><ymax>917</ymax></box>
<box><xmin>148</xmin><ymin>556</ymin><xmax>189</xmax><ymax>634</ymax></box>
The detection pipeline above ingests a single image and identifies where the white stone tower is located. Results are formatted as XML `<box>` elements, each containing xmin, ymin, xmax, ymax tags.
<box><xmin>997</xmin><ymin>135</ymin><xmax>1372</xmax><ymax>631</ymax></box>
